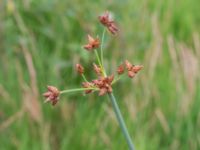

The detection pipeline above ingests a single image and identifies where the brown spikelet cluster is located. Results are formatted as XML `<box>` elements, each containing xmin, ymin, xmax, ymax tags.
<box><xmin>99</xmin><ymin>11</ymin><xmax>118</xmax><ymax>35</ymax></box>
<box><xmin>79</xmin><ymin>64</ymin><xmax>114</xmax><ymax>96</ymax></box>
<box><xmin>125</xmin><ymin>60</ymin><xmax>143</xmax><ymax>78</ymax></box>
<box><xmin>81</xmin><ymin>75</ymin><xmax>114</xmax><ymax>96</ymax></box>
<box><xmin>117</xmin><ymin>64</ymin><xmax>125</xmax><ymax>75</ymax></box>
<box><xmin>76</xmin><ymin>64</ymin><xmax>84</xmax><ymax>75</ymax></box>
<box><xmin>43</xmin><ymin>86</ymin><xmax>60</xmax><ymax>106</ymax></box>
<box><xmin>93</xmin><ymin>63</ymin><xmax>102</xmax><ymax>76</ymax></box>
<box><xmin>83</xmin><ymin>35</ymin><xmax>100</xmax><ymax>51</ymax></box>
<box><xmin>92</xmin><ymin>75</ymin><xmax>114</xmax><ymax>96</ymax></box>
<box><xmin>116</xmin><ymin>60</ymin><xmax>143</xmax><ymax>78</ymax></box>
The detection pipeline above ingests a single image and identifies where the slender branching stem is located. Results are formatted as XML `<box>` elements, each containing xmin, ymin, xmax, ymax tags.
<box><xmin>108</xmin><ymin>93</ymin><xmax>135</xmax><ymax>150</ymax></box>
<box><xmin>60</xmin><ymin>88</ymin><xmax>97</xmax><ymax>94</ymax></box>
<box><xmin>95</xmin><ymin>49</ymin><xmax>102</xmax><ymax>67</ymax></box>
<box><xmin>100</xmin><ymin>28</ymin><xmax>106</xmax><ymax>67</ymax></box>
<box><xmin>82</xmin><ymin>74</ymin><xmax>88</xmax><ymax>82</ymax></box>
<box><xmin>95</xmin><ymin>49</ymin><xmax>107</xmax><ymax>77</ymax></box>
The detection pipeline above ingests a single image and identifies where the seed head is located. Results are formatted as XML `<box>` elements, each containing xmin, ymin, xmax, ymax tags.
<box><xmin>93</xmin><ymin>63</ymin><xmax>102</xmax><ymax>76</ymax></box>
<box><xmin>83</xmin><ymin>34</ymin><xmax>100</xmax><ymax>51</ymax></box>
<box><xmin>92</xmin><ymin>74</ymin><xmax>114</xmax><ymax>96</ymax></box>
<box><xmin>117</xmin><ymin>64</ymin><xmax>125</xmax><ymax>75</ymax></box>
<box><xmin>99</xmin><ymin>11</ymin><xmax>118</xmax><ymax>35</ymax></box>
<box><xmin>132</xmin><ymin>65</ymin><xmax>143</xmax><ymax>73</ymax></box>
<box><xmin>43</xmin><ymin>86</ymin><xmax>60</xmax><ymax>106</ymax></box>
<box><xmin>76</xmin><ymin>64</ymin><xmax>84</xmax><ymax>75</ymax></box>
<box><xmin>125</xmin><ymin>60</ymin><xmax>143</xmax><ymax>78</ymax></box>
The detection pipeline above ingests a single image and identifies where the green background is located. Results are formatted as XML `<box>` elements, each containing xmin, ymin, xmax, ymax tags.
<box><xmin>1</xmin><ymin>0</ymin><xmax>200</xmax><ymax>149</ymax></box>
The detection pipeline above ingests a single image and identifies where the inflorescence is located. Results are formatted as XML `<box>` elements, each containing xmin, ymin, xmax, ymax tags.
<box><xmin>43</xmin><ymin>11</ymin><xmax>143</xmax><ymax>106</ymax></box>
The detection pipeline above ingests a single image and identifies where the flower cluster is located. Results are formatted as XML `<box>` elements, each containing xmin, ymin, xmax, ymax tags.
<box><xmin>76</xmin><ymin>64</ymin><xmax>84</xmax><ymax>75</ymax></box>
<box><xmin>93</xmin><ymin>75</ymin><xmax>114</xmax><ymax>96</ymax></box>
<box><xmin>117</xmin><ymin>64</ymin><xmax>125</xmax><ymax>75</ymax></box>
<box><xmin>93</xmin><ymin>63</ymin><xmax>102</xmax><ymax>76</ymax></box>
<box><xmin>83</xmin><ymin>35</ymin><xmax>100</xmax><ymax>51</ymax></box>
<box><xmin>81</xmin><ymin>75</ymin><xmax>114</xmax><ymax>96</ymax></box>
<box><xmin>77</xmin><ymin>63</ymin><xmax>115</xmax><ymax>96</ymax></box>
<box><xmin>75</xmin><ymin>60</ymin><xmax>142</xmax><ymax>96</ymax></box>
<box><xmin>43</xmin><ymin>11</ymin><xmax>143</xmax><ymax>106</ymax></box>
<box><xmin>117</xmin><ymin>60</ymin><xmax>143</xmax><ymax>78</ymax></box>
<box><xmin>99</xmin><ymin>11</ymin><xmax>118</xmax><ymax>35</ymax></box>
<box><xmin>43</xmin><ymin>86</ymin><xmax>60</xmax><ymax>105</ymax></box>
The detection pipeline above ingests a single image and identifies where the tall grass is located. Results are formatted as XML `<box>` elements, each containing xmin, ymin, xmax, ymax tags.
<box><xmin>1</xmin><ymin>0</ymin><xmax>200</xmax><ymax>149</ymax></box>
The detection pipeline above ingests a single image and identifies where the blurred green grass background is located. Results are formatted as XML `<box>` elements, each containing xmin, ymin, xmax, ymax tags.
<box><xmin>1</xmin><ymin>0</ymin><xmax>200</xmax><ymax>149</ymax></box>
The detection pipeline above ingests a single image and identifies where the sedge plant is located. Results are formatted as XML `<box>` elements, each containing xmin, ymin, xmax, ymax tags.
<box><xmin>43</xmin><ymin>11</ymin><xmax>143</xmax><ymax>150</ymax></box>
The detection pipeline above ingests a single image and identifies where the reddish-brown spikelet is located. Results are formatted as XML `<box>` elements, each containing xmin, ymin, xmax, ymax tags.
<box><xmin>93</xmin><ymin>63</ymin><xmax>102</xmax><ymax>76</ymax></box>
<box><xmin>83</xmin><ymin>34</ymin><xmax>100</xmax><ymax>51</ymax></box>
<box><xmin>76</xmin><ymin>64</ymin><xmax>84</xmax><ymax>75</ymax></box>
<box><xmin>117</xmin><ymin>64</ymin><xmax>125</xmax><ymax>75</ymax></box>
<box><xmin>98</xmin><ymin>11</ymin><xmax>118</xmax><ymax>35</ymax></box>
<box><xmin>125</xmin><ymin>60</ymin><xmax>132</xmax><ymax>71</ymax></box>
<box><xmin>124</xmin><ymin>60</ymin><xmax>143</xmax><ymax>78</ymax></box>
<box><xmin>43</xmin><ymin>86</ymin><xmax>60</xmax><ymax>106</ymax></box>
<box><xmin>132</xmin><ymin>65</ymin><xmax>143</xmax><ymax>73</ymax></box>
<box><xmin>128</xmin><ymin>71</ymin><xmax>136</xmax><ymax>78</ymax></box>
<box><xmin>107</xmin><ymin>22</ymin><xmax>118</xmax><ymax>35</ymax></box>
<box><xmin>98</xmin><ymin>11</ymin><xmax>110</xmax><ymax>26</ymax></box>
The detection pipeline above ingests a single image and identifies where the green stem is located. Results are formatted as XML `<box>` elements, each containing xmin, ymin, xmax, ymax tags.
<box><xmin>60</xmin><ymin>88</ymin><xmax>97</xmax><ymax>94</ymax></box>
<box><xmin>100</xmin><ymin>28</ymin><xmax>106</xmax><ymax>67</ymax></box>
<box><xmin>108</xmin><ymin>93</ymin><xmax>135</xmax><ymax>150</ymax></box>
<box><xmin>95</xmin><ymin>50</ymin><xmax>102</xmax><ymax>68</ymax></box>
<box><xmin>82</xmin><ymin>74</ymin><xmax>88</xmax><ymax>82</ymax></box>
<box><xmin>95</xmin><ymin>50</ymin><xmax>106</xmax><ymax>77</ymax></box>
